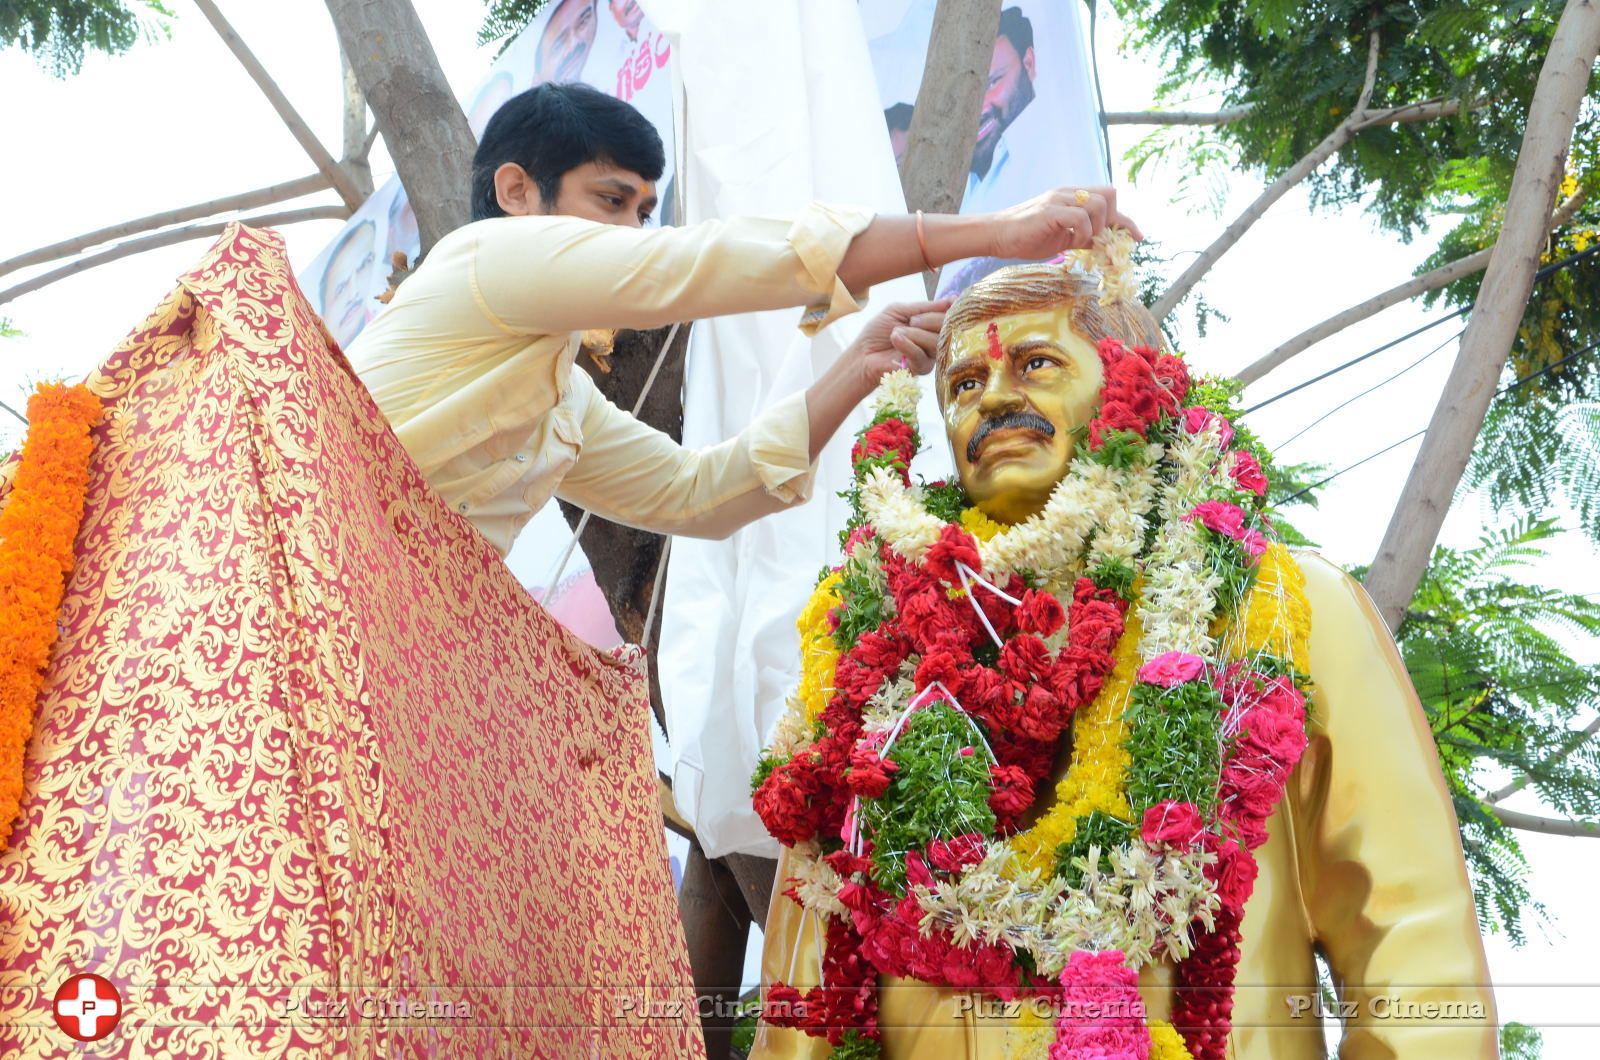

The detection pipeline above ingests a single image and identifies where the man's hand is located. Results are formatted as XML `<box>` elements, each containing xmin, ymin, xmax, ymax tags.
<box><xmin>849</xmin><ymin>298</ymin><xmax>951</xmax><ymax>391</ymax></box>
<box><xmin>986</xmin><ymin>186</ymin><xmax>1143</xmax><ymax>260</ymax></box>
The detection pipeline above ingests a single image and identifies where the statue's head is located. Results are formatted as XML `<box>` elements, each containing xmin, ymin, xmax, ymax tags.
<box><xmin>936</xmin><ymin>262</ymin><xmax>1162</xmax><ymax>524</ymax></box>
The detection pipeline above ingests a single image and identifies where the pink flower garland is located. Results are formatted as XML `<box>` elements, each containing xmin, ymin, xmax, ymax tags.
<box><xmin>1051</xmin><ymin>949</ymin><xmax>1150</xmax><ymax>1060</ymax></box>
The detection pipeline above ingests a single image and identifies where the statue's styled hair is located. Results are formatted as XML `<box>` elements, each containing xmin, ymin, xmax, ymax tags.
<box><xmin>934</xmin><ymin>262</ymin><xmax>1163</xmax><ymax>405</ymax></box>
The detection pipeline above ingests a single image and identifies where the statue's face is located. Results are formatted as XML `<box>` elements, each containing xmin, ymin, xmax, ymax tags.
<box><xmin>941</xmin><ymin>309</ymin><xmax>1105</xmax><ymax>524</ymax></box>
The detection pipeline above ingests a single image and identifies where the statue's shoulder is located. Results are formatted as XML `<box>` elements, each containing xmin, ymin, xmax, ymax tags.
<box><xmin>1285</xmin><ymin>547</ymin><xmax>1357</xmax><ymax>598</ymax></box>
<box><xmin>1283</xmin><ymin>546</ymin><xmax>1398</xmax><ymax>655</ymax></box>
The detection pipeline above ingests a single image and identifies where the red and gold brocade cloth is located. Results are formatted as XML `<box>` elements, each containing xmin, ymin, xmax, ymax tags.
<box><xmin>0</xmin><ymin>224</ymin><xmax>702</xmax><ymax>1059</ymax></box>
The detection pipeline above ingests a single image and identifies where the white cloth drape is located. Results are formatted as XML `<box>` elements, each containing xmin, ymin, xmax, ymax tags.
<box><xmin>641</xmin><ymin>0</ymin><xmax>945</xmax><ymax>858</ymax></box>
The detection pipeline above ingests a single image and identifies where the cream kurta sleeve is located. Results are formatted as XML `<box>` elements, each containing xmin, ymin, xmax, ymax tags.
<box><xmin>1290</xmin><ymin>552</ymin><xmax>1498</xmax><ymax>1058</ymax></box>
<box><xmin>554</xmin><ymin>369</ymin><xmax>815</xmax><ymax>540</ymax></box>
<box><xmin>471</xmin><ymin>202</ymin><xmax>874</xmax><ymax>335</ymax></box>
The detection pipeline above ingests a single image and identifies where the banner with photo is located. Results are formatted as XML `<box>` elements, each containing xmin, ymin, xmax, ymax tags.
<box><xmin>862</xmin><ymin>0</ymin><xmax>1110</xmax><ymax>296</ymax></box>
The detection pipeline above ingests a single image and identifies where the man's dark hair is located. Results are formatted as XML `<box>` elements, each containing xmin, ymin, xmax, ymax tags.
<box><xmin>470</xmin><ymin>82</ymin><xmax>665</xmax><ymax>221</ymax></box>
<box><xmin>884</xmin><ymin>102</ymin><xmax>914</xmax><ymax>133</ymax></box>
<box><xmin>997</xmin><ymin>7</ymin><xmax>1034</xmax><ymax>57</ymax></box>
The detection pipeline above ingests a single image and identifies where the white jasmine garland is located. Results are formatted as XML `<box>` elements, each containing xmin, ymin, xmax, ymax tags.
<box><xmin>785</xmin><ymin>840</ymin><xmax>850</xmax><ymax>919</ymax></box>
<box><xmin>908</xmin><ymin>839</ymin><xmax>1219</xmax><ymax>978</ymax></box>
<box><xmin>1135</xmin><ymin>420</ymin><xmax>1230</xmax><ymax>657</ymax></box>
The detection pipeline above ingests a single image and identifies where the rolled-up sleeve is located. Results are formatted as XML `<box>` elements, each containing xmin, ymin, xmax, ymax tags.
<box><xmin>553</xmin><ymin>369</ymin><xmax>816</xmax><ymax>540</ymax></box>
<box><xmin>472</xmin><ymin>203</ymin><xmax>875</xmax><ymax>337</ymax></box>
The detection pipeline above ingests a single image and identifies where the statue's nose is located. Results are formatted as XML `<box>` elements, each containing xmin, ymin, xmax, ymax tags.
<box><xmin>977</xmin><ymin>375</ymin><xmax>1024</xmax><ymax>416</ymax></box>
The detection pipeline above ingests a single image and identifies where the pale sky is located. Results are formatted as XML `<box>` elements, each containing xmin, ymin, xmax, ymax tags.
<box><xmin>0</xmin><ymin>0</ymin><xmax>1595</xmax><ymax>1053</ymax></box>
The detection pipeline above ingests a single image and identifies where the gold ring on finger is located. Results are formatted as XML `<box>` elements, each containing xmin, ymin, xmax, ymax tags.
<box><xmin>1074</xmin><ymin>189</ymin><xmax>1091</xmax><ymax>205</ymax></box>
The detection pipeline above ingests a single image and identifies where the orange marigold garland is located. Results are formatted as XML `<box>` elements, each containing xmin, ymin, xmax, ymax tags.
<box><xmin>0</xmin><ymin>382</ymin><xmax>102</xmax><ymax>853</ymax></box>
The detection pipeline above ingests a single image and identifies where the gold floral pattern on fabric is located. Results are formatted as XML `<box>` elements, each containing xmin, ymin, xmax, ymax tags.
<box><xmin>0</xmin><ymin>225</ymin><xmax>701</xmax><ymax>1058</ymax></box>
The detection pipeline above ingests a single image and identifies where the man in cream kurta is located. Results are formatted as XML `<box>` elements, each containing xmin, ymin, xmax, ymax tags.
<box><xmin>347</xmin><ymin>204</ymin><xmax>872</xmax><ymax>556</ymax></box>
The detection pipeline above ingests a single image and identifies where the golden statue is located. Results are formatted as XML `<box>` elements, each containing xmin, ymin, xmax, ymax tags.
<box><xmin>748</xmin><ymin>248</ymin><xmax>1497</xmax><ymax>1060</ymax></box>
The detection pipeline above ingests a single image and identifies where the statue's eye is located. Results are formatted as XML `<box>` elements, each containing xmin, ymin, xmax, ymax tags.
<box><xmin>1024</xmin><ymin>355</ymin><xmax>1055</xmax><ymax>373</ymax></box>
<box><xmin>953</xmin><ymin>378</ymin><xmax>981</xmax><ymax>394</ymax></box>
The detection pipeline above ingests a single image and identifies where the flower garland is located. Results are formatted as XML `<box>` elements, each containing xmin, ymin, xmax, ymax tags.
<box><xmin>751</xmin><ymin>335</ymin><xmax>1314</xmax><ymax>1060</ymax></box>
<box><xmin>0</xmin><ymin>383</ymin><xmax>102</xmax><ymax>854</ymax></box>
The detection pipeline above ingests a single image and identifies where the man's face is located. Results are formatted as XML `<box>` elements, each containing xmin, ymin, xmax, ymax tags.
<box><xmin>942</xmin><ymin>309</ymin><xmax>1104</xmax><ymax>524</ymax></box>
<box><xmin>609</xmin><ymin>0</ymin><xmax>644</xmax><ymax>37</ymax></box>
<box><xmin>538</xmin><ymin>161</ymin><xmax>658</xmax><ymax>227</ymax></box>
<box><xmin>322</xmin><ymin>225</ymin><xmax>378</xmax><ymax>346</ymax></box>
<box><xmin>536</xmin><ymin>0</ymin><xmax>598</xmax><ymax>84</ymax></box>
<box><xmin>974</xmin><ymin>36</ymin><xmax>1036</xmax><ymax>174</ymax></box>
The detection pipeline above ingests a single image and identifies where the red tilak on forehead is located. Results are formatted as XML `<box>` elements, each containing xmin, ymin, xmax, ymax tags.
<box><xmin>985</xmin><ymin>322</ymin><xmax>1003</xmax><ymax>360</ymax></box>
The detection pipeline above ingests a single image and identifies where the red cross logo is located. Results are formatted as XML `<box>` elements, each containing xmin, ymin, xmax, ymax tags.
<box><xmin>52</xmin><ymin>973</ymin><xmax>121</xmax><ymax>1042</ymax></box>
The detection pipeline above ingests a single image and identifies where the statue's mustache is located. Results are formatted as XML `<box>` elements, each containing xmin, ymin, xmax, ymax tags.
<box><xmin>967</xmin><ymin>411</ymin><xmax>1056</xmax><ymax>463</ymax></box>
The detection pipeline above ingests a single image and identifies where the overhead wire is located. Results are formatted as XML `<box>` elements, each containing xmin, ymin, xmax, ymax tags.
<box><xmin>1273</xmin><ymin>325</ymin><xmax>1466</xmax><ymax>450</ymax></box>
<box><xmin>1245</xmin><ymin>243</ymin><xmax>1600</xmax><ymax>415</ymax></box>
<box><xmin>1272</xmin><ymin>338</ymin><xmax>1600</xmax><ymax>505</ymax></box>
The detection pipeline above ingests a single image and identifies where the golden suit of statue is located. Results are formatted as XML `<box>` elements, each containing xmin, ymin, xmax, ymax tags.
<box><xmin>752</xmin><ymin>262</ymin><xmax>1497</xmax><ymax>1059</ymax></box>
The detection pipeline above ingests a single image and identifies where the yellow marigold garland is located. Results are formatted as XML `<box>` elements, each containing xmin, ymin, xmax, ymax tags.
<box><xmin>1148</xmin><ymin>1018</ymin><xmax>1192</xmax><ymax>1060</ymax></box>
<box><xmin>0</xmin><ymin>383</ymin><xmax>101</xmax><ymax>853</ymax></box>
<box><xmin>959</xmin><ymin>505</ymin><xmax>1005</xmax><ymax>543</ymax></box>
<box><xmin>797</xmin><ymin>571</ymin><xmax>844</xmax><ymax>724</ymax></box>
<box><xmin>1229</xmin><ymin>543</ymin><xmax>1311</xmax><ymax>675</ymax></box>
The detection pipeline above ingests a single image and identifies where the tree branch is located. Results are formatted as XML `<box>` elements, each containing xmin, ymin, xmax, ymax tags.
<box><xmin>1234</xmin><ymin>187</ymin><xmax>1589</xmax><ymax>384</ymax></box>
<box><xmin>1151</xmin><ymin>90</ymin><xmax>1490</xmax><ymax>323</ymax></box>
<box><xmin>1353</xmin><ymin>94</ymin><xmax>1482</xmax><ymax>129</ymax></box>
<box><xmin>1151</xmin><ymin>118</ymin><xmax>1359</xmax><ymax>321</ymax></box>
<box><xmin>1364</xmin><ymin>0</ymin><xmax>1600</xmax><ymax>632</ymax></box>
<box><xmin>192</xmin><ymin>0</ymin><xmax>366</xmax><ymax>213</ymax></box>
<box><xmin>1102</xmin><ymin>105</ymin><xmax>1254</xmax><ymax>126</ymax></box>
<box><xmin>0</xmin><ymin>206</ymin><xmax>348</xmax><ymax>306</ymax></box>
<box><xmin>1487</xmin><ymin>714</ymin><xmax>1600</xmax><ymax>804</ymax></box>
<box><xmin>1490</xmin><ymin>804</ymin><xmax>1600</xmax><ymax>837</ymax></box>
<box><xmin>1356</xmin><ymin>29</ymin><xmax>1381</xmax><ymax>114</ymax></box>
<box><xmin>0</xmin><ymin>173</ymin><xmax>334</xmax><ymax>280</ymax></box>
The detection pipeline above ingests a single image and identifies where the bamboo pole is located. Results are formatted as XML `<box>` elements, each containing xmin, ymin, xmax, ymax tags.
<box><xmin>191</xmin><ymin>0</ymin><xmax>366</xmax><ymax>213</ymax></box>
<box><xmin>0</xmin><ymin>173</ymin><xmax>334</xmax><ymax>279</ymax></box>
<box><xmin>0</xmin><ymin>206</ymin><xmax>349</xmax><ymax>306</ymax></box>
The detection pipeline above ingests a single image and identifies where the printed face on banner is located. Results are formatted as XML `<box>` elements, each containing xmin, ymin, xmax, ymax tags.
<box><xmin>536</xmin><ymin>0</ymin><xmax>599</xmax><ymax>85</ymax></box>
<box><xmin>866</xmin><ymin>0</ymin><xmax>1107</xmax><ymax>298</ymax></box>
<box><xmin>609</xmin><ymin>0</ymin><xmax>645</xmax><ymax>40</ymax></box>
<box><xmin>467</xmin><ymin>72</ymin><xmax>516</xmax><ymax>136</ymax></box>
<box><xmin>974</xmin><ymin>14</ymin><xmax>1037</xmax><ymax>180</ymax></box>
<box><xmin>320</xmin><ymin>220</ymin><xmax>378</xmax><ymax>348</ymax></box>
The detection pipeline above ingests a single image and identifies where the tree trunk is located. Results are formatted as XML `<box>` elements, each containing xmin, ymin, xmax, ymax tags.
<box><xmin>557</xmin><ymin>324</ymin><xmax>691</xmax><ymax>730</ymax></box>
<box><xmin>898</xmin><ymin>0</ymin><xmax>1002</xmax><ymax>292</ymax></box>
<box><xmin>1363</xmin><ymin>0</ymin><xmax>1600</xmax><ymax>632</ymax></box>
<box><xmin>340</xmin><ymin>47</ymin><xmax>374</xmax><ymax>201</ymax></box>
<box><xmin>678</xmin><ymin>841</ymin><xmax>753</xmax><ymax>1060</ymax></box>
<box><xmin>323</xmin><ymin>0</ymin><xmax>475</xmax><ymax>253</ymax></box>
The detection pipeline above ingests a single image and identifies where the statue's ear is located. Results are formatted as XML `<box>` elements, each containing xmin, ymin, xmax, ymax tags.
<box><xmin>1023</xmin><ymin>46</ymin><xmax>1037</xmax><ymax>83</ymax></box>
